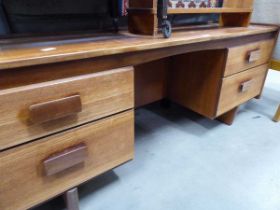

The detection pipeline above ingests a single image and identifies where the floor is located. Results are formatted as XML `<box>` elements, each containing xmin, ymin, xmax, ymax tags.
<box><xmin>33</xmin><ymin>70</ymin><xmax>280</xmax><ymax>210</ymax></box>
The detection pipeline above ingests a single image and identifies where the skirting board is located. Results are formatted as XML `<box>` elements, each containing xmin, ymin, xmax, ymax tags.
<box><xmin>270</xmin><ymin>60</ymin><xmax>280</xmax><ymax>71</ymax></box>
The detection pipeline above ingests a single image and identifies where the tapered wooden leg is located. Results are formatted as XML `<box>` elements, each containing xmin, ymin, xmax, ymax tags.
<box><xmin>217</xmin><ymin>107</ymin><xmax>238</xmax><ymax>125</ymax></box>
<box><xmin>273</xmin><ymin>105</ymin><xmax>280</xmax><ymax>122</ymax></box>
<box><xmin>255</xmin><ymin>95</ymin><xmax>261</xmax><ymax>99</ymax></box>
<box><xmin>64</xmin><ymin>188</ymin><xmax>80</xmax><ymax>210</ymax></box>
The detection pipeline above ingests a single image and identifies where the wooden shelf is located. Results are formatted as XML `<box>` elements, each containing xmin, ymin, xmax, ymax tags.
<box><xmin>168</xmin><ymin>8</ymin><xmax>253</xmax><ymax>14</ymax></box>
<box><xmin>128</xmin><ymin>7</ymin><xmax>252</xmax><ymax>15</ymax></box>
<box><xmin>128</xmin><ymin>0</ymin><xmax>255</xmax><ymax>36</ymax></box>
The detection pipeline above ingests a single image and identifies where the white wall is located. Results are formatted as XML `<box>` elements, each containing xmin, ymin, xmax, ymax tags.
<box><xmin>252</xmin><ymin>0</ymin><xmax>280</xmax><ymax>60</ymax></box>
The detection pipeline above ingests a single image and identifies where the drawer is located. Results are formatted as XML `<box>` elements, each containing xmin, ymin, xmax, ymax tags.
<box><xmin>0</xmin><ymin>111</ymin><xmax>134</xmax><ymax>210</ymax></box>
<box><xmin>0</xmin><ymin>67</ymin><xmax>134</xmax><ymax>150</ymax></box>
<box><xmin>224</xmin><ymin>39</ymin><xmax>274</xmax><ymax>76</ymax></box>
<box><xmin>217</xmin><ymin>64</ymin><xmax>268</xmax><ymax>116</ymax></box>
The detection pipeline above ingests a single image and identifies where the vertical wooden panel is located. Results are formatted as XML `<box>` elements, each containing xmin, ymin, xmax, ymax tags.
<box><xmin>223</xmin><ymin>0</ymin><xmax>255</xmax><ymax>8</ymax></box>
<box><xmin>168</xmin><ymin>50</ymin><xmax>227</xmax><ymax>118</ymax></box>
<box><xmin>129</xmin><ymin>0</ymin><xmax>157</xmax><ymax>8</ymax></box>
<box><xmin>128</xmin><ymin>13</ymin><xmax>158</xmax><ymax>36</ymax></box>
<box><xmin>220</xmin><ymin>13</ymin><xmax>252</xmax><ymax>27</ymax></box>
<box><xmin>135</xmin><ymin>59</ymin><xmax>169</xmax><ymax>107</ymax></box>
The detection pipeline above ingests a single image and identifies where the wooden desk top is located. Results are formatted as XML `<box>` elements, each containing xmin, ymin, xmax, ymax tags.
<box><xmin>0</xmin><ymin>24</ymin><xmax>278</xmax><ymax>70</ymax></box>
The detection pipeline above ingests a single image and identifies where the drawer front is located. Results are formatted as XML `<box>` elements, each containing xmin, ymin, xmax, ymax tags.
<box><xmin>225</xmin><ymin>39</ymin><xmax>274</xmax><ymax>76</ymax></box>
<box><xmin>217</xmin><ymin>64</ymin><xmax>268</xmax><ymax>116</ymax></box>
<box><xmin>0</xmin><ymin>111</ymin><xmax>134</xmax><ymax>210</ymax></box>
<box><xmin>0</xmin><ymin>67</ymin><xmax>134</xmax><ymax>150</ymax></box>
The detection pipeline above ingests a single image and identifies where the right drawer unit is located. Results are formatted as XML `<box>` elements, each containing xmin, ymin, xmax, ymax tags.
<box><xmin>168</xmin><ymin>39</ymin><xmax>273</xmax><ymax>123</ymax></box>
<box><xmin>217</xmin><ymin>64</ymin><xmax>268</xmax><ymax>116</ymax></box>
<box><xmin>224</xmin><ymin>39</ymin><xmax>275</xmax><ymax>76</ymax></box>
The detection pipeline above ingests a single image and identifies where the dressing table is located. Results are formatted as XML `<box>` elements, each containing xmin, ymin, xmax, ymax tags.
<box><xmin>0</xmin><ymin>24</ymin><xmax>279</xmax><ymax>210</ymax></box>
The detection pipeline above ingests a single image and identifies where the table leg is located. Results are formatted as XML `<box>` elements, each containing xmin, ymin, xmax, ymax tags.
<box><xmin>217</xmin><ymin>107</ymin><xmax>238</xmax><ymax>125</ymax></box>
<box><xmin>273</xmin><ymin>105</ymin><xmax>280</xmax><ymax>122</ymax></box>
<box><xmin>64</xmin><ymin>188</ymin><xmax>80</xmax><ymax>210</ymax></box>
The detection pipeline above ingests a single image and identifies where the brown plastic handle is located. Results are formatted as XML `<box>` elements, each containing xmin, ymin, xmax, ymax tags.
<box><xmin>43</xmin><ymin>143</ymin><xmax>87</xmax><ymax>176</ymax></box>
<box><xmin>247</xmin><ymin>49</ymin><xmax>261</xmax><ymax>63</ymax></box>
<box><xmin>239</xmin><ymin>80</ymin><xmax>252</xmax><ymax>93</ymax></box>
<box><xmin>29</xmin><ymin>95</ymin><xmax>82</xmax><ymax>124</ymax></box>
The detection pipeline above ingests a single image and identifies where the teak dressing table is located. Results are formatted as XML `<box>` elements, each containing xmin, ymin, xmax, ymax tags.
<box><xmin>0</xmin><ymin>24</ymin><xmax>279</xmax><ymax>210</ymax></box>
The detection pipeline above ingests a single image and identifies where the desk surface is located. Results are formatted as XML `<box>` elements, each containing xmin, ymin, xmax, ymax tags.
<box><xmin>0</xmin><ymin>25</ymin><xmax>278</xmax><ymax>70</ymax></box>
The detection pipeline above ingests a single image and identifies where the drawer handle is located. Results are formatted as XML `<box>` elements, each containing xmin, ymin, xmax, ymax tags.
<box><xmin>239</xmin><ymin>80</ymin><xmax>252</xmax><ymax>93</ymax></box>
<box><xmin>247</xmin><ymin>49</ymin><xmax>261</xmax><ymax>63</ymax></box>
<box><xmin>29</xmin><ymin>95</ymin><xmax>82</xmax><ymax>124</ymax></box>
<box><xmin>43</xmin><ymin>143</ymin><xmax>87</xmax><ymax>176</ymax></box>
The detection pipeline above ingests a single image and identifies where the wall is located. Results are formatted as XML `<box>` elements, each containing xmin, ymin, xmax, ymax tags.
<box><xmin>252</xmin><ymin>0</ymin><xmax>280</xmax><ymax>60</ymax></box>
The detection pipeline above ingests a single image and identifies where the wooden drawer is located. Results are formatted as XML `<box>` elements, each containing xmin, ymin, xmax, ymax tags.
<box><xmin>217</xmin><ymin>64</ymin><xmax>268</xmax><ymax>116</ymax></box>
<box><xmin>0</xmin><ymin>67</ymin><xmax>134</xmax><ymax>150</ymax></box>
<box><xmin>224</xmin><ymin>39</ymin><xmax>274</xmax><ymax>76</ymax></box>
<box><xmin>0</xmin><ymin>111</ymin><xmax>134</xmax><ymax>210</ymax></box>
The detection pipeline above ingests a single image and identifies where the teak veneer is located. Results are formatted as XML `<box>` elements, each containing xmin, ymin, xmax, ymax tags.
<box><xmin>0</xmin><ymin>67</ymin><xmax>134</xmax><ymax>150</ymax></box>
<box><xmin>0</xmin><ymin>111</ymin><xmax>134</xmax><ymax>210</ymax></box>
<box><xmin>0</xmin><ymin>25</ymin><xmax>277</xmax><ymax>70</ymax></box>
<box><xmin>0</xmin><ymin>24</ymin><xmax>279</xmax><ymax>210</ymax></box>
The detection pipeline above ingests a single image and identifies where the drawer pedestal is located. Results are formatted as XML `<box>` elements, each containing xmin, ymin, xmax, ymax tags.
<box><xmin>168</xmin><ymin>39</ymin><xmax>274</xmax><ymax>125</ymax></box>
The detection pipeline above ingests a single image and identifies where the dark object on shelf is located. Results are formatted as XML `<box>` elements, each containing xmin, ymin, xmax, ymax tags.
<box><xmin>158</xmin><ymin>0</ymin><xmax>171</xmax><ymax>38</ymax></box>
<box><xmin>0</xmin><ymin>0</ymin><xmax>127</xmax><ymax>36</ymax></box>
<box><xmin>157</xmin><ymin>0</ymin><xmax>219</xmax><ymax>38</ymax></box>
<box><xmin>0</xmin><ymin>0</ymin><xmax>10</xmax><ymax>35</ymax></box>
<box><xmin>162</xmin><ymin>19</ymin><xmax>172</xmax><ymax>38</ymax></box>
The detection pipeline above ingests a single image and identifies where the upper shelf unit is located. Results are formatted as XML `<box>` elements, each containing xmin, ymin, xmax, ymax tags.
<box><xmin>128</xmin><ymin>0</ymin><xmax>255</xmax><ymax>37</ymax></box>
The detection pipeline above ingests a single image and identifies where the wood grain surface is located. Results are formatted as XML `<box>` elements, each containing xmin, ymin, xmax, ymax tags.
<box><xmin>0</xmin><ymin>25</ymin><xmax>278</xmax><ymax>70</ymax></box>
<box><xmin>224</xmin><ymin>39</ymin><xmax>275</xmax><ymax>76</ymax></box>
<box><xmin>168</xmin><ymin>50</ymin><xmax>227</xmax><ymax>118</ymax></box>
<box><xmin>0</xmin><ymin>110</ymin><xmax>134</xmax><ymax>210</ymax></box>
<box><xmin>0</xmin><ymin>67</ymin><xmax>134</xmax><ymax>150</ymax></box>
<box><xmin>217</xmin><ymin>64</ymin><xmax>268</xmax><ymax>115</ymax></box>
<box><xmin>223</xmin><ymin>0</ymin><xmax>255</xmax><ymax>8</ymax></box>
<box><xmin>135</xmin><ymin>59</ymin><xmax>169</xmax><ymax>107</ymax></box>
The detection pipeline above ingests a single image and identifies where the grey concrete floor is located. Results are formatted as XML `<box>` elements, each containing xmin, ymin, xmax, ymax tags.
<box><xmin>33</xmin><ymin>70</ymin><xmax>280</xmax><ymax>210</ymax></box>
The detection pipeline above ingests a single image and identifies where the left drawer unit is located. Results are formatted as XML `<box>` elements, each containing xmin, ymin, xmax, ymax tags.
<box><xmin>0</xmin><ymin>67</ymin><xmax>134</xmax><ymax>150</ymax></box>
<box><xmin>0</xmin><ymin>110</ymin><xmax>134</xmax><ymax>210</ymax></box>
